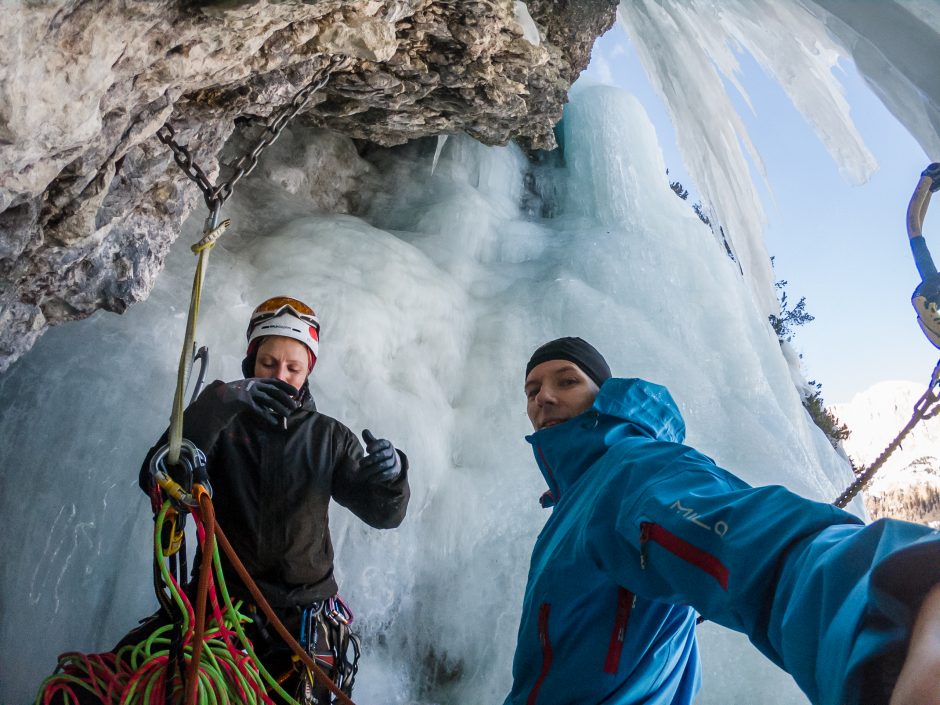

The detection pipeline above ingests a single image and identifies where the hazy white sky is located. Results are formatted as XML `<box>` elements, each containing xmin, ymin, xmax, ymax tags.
<box><xmin>579</xmin><ymin>22</ymin><xmax>937</xmax><ymax>405</ymax></box>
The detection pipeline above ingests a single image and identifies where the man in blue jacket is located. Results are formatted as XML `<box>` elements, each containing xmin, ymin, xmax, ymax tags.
<box><xmin>505</xmin><ymin>336</ymin><xmax>940</xmax><ymax>705</ymax></box>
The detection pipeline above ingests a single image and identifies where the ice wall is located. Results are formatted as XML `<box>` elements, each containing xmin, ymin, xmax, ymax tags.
<box><xmin>0</xmin><ymin>87</ymin><xmax>858</xmax><ymax>704</ymax></box>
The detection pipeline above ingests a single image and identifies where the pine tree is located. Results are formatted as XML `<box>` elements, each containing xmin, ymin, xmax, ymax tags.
<box><xmin>767</xmin><ymin>258</ymin><xmax>848</xmax><ymax>448</ymax></box>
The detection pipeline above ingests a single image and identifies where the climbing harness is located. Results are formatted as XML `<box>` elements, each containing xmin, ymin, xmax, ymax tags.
<box><xmin>907</xmin><ymin>163</ymin><xmax>940</xmax><ymax>349</ymax></box>
<box><xmin>292</xmin><ymin>597</ymin><xmax>361</xmax><ymax>703</ymax></box>
<box><xmin>832</xmin><ymin>164</ymin><xmax>940</xmax><ymax>508</ymax></box>
<box><xmin>212</xmin><ymin>521</ymin><xmax>358</xmax><ymax>705</ymax></box>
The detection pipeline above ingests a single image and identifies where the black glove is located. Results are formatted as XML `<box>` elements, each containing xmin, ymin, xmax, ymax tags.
<box><xmin>220</xmin><ymin>378</ymin><xmax>298</xmax><ymax>425</ymax></box>
<box><xmin>359</xmin><ymin>429</ymin><xmax>401</xmax><ymax>483</ymax></box>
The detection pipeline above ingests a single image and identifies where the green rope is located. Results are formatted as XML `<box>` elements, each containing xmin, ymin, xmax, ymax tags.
<box><xmin>34</xmin><ymin>499</ymin><xmax>283</xmax><ymax>705</ymax></box>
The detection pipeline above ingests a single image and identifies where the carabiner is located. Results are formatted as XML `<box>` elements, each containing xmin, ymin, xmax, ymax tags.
<box><xmin>907</xmin><ymin>163</ymin><xmax>940</xmax><ymax>349</ymax></box>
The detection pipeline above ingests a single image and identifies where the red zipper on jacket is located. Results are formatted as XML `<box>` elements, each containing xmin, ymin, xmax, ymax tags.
<box><xmin>603</xmin><ymin>587</ymin><xmax>634</xmax><ymax>673</ymax></box>
<box><xmin>526</xmin><ymin>603</ymin><xmax>553</xmax><ymax>705</ymax></box>
<box><xmin>640</xmin><ymin>522</ymin><xmax>729</xmax><ymax>590</ymax></box>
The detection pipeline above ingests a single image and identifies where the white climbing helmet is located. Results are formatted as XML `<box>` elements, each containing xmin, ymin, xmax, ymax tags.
<box><xmin>246</xmin><ymin>296</ymin><xmax>320</xmax><ymax>359</ymax></box>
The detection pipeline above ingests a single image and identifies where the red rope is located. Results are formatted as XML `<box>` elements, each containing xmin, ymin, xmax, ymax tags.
<box><xmin>185</xmin><ymin>488</ymin><xmax>216</xmax><ymax>705</ymax></box>
<box><xmin>213</xmin><ymin>520</ymin><xmax>357</xmax><ymax>705</ymax></box>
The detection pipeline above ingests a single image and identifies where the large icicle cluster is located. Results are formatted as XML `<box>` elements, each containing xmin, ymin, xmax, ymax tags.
<box><xmin>618</xmin><ymin>0</ymin><xmax>939</xmax><ymax>314</ymax></box>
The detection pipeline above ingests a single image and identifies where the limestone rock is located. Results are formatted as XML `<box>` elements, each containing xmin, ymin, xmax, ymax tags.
<box><xmin>0</xmin><ymin>0</ymin><xmax>618</xmax><ymax>372</ymax></box>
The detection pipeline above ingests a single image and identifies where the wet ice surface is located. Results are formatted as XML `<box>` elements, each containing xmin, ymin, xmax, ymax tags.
<box><xmin>0</xmin><ymin>87</ymin><xmax>860</xmax><ymax>704</ymax></box>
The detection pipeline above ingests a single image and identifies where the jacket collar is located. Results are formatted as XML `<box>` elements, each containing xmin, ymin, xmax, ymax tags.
<box><xmin>525</xmin><ymin>378</ymin><xmax>686</xmax><ymax>507</ymax></box>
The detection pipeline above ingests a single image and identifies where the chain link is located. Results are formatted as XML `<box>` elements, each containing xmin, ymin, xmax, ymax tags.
<box><xmin>833</xmin><ymin>359</ymin><xmax>940</xmax><ymax>508</ymax></box>
<box><xmin>156</xmin><ymin>55</ymin><xmax>350</xmax><ymax>215</ymax></box>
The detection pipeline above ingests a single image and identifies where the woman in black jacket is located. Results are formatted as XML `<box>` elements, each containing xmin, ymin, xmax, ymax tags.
<box><xmin>141</xmin><ymin>296</ymin><xmax>410</xmax><ymax>703</ymax></box>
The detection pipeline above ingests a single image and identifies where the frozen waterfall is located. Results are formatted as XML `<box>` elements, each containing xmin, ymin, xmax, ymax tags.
<box><xmin>0</xmin><ymin>86</ymin><xmax>858</xmax><ymax>704</ymax></box>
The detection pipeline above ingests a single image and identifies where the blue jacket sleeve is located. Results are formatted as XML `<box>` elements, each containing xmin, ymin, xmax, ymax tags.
<box><xmin>581</xmin><ymin>437</ymin><xmax>940</xmax><ymax>705</ymax></box>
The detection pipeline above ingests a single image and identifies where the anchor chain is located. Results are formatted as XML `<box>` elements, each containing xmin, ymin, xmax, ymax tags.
<box><xmin>156</xmin><ymin>54</ymin><xmax>350</xmax><ymax>214</ymax></box>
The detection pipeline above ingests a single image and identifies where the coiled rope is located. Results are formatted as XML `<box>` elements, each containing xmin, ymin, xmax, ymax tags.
<box><xmin>36</xmin><ymin>487</ymin><xmax>356</xmax><ymax>705</ymax></box>
<box><xmin>36</xmin><ymin>497</ymin><xmax>275</xmax><ymax>704</ymax></box>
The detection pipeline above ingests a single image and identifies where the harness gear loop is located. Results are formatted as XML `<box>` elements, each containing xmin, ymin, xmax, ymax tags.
<box><xmin>293</xmin><ymin>598</ymin><xmax>362</xmax><ymax>702</ymax></box>
<box><xmin>833</xmin><ymin>359</ymin><xmax>940</xmax><ymax>508</ymax></box>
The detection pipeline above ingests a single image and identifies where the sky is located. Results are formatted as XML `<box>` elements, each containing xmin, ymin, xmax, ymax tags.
<box><xmin>578</xmin><ymin>20</ymin><xmax>938</xmax><ymax>405</ymax></box>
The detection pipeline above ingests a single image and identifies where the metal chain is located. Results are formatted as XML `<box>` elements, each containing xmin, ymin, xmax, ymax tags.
<box><xmin>156</xmin><ymin>54</ymin><xmax>350</xmax><ymax>215</ymax></box>
<box><xmin>834</xmin><ymin>359</ymin><xmax>940</xmax><ymax>508</ymax></box>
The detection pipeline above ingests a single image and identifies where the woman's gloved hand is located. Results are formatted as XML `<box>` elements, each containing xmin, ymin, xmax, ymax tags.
<box><xmin>220</xmin><ymin>378</ymin><xmax>298</xmax><ymax>425</ymax></box>
<box><xmin>359</xmin><ymin>429</ymin><xmax>402</xmax><ymax>483</ymax></box>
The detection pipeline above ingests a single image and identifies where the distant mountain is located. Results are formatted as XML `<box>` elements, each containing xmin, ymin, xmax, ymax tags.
<box><xmin>830</xmin><ymin>381</ymin><xmax>940</xmax><ymax>525</ymax></box>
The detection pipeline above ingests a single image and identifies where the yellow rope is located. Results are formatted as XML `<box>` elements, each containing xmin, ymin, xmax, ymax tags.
<box><xmin>168</xmin><ymin>219</ymin><xmax>230</xmax><ymax>466</ymax></box>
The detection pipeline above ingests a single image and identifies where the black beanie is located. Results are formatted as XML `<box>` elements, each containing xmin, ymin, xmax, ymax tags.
<box><xmin>525</xmin><ymin>337</ymin><xmax>611</xmax><ymax>388</ymax></box>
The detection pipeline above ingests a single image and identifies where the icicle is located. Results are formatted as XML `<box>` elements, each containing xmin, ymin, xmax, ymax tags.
<box><xmin>431</xmin><ymin>134</ymin><xmax>449</xmax><ymax>175</ymax></box>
